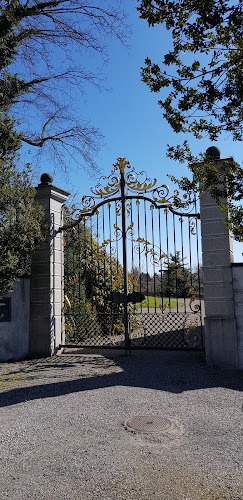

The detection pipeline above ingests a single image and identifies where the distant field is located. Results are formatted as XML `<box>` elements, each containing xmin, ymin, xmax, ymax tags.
<box><xmin>136</xmin><ymin>296</ymin><xmax>178</xmax><ymax>308</ymax></box>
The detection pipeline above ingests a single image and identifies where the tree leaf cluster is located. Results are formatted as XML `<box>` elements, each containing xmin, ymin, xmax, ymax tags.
<box><xmin>133</xmin><ymin>251</ymin><xmax>193</xmax><ymax>299</ymax></box>
<box><xmin>0</xmin><ymin>155</ymin><xmax>46</xmax><ymax>297</ymax></box>
<box><xmin>161</xmin><ymin>252</ymin><xmax>192</xmax><ymax>298</ymax></box>
<box><xmin>138</xmin><ymin>0</ymin><xmax>243</xmax><ymax>240</ymax></box>
<box><xmin>63</xmin><ymin>214</ymin><xmax>126</xmax><ymax>341</ymax></box>
<box><xmin>139</xmin><ymin>0</ymin><xmax>242</xmax><ymax>141</ymax></box>
<box><xmin>167</xmin><ymin>141</ymin><xmax>243</xmax><ymax>241</ymax></box>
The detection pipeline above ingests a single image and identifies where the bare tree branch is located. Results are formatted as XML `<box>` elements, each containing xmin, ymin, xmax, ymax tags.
<box><xmin>0</xmin><ymin>0</ymin><xmax>128</xmax><ymax>172</ymax></box>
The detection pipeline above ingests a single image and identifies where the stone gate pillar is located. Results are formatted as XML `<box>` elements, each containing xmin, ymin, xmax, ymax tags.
<box><xmin>29</xmin><ymin>174</ymin><xmax>69</xmax><ymax>357</ymax></box>
<box><xmin>200</xmin><ymin>147</ymin><xmax>239</xmax><ymax>369</ymax></box>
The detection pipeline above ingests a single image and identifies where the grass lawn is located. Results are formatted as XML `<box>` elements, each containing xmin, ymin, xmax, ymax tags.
<box><xmin>137</xmin><ymin>296</ymin><xmax>178</xmax><ymax>308</ymax></box>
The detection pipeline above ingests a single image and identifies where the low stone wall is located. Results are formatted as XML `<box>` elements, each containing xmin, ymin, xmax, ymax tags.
<box><xmin>0</xmin><ymin>279</ymin><xmax>30</xmax><ymax>362</ymax></box>
<box><xmin>232</xmin><ymin>264</ymin><xmax>243</xmax><ymax>369</ymax></box>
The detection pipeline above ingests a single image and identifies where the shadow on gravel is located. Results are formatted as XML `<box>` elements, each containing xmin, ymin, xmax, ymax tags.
<box><xmin>0</xmin><ymin>350</ymin><xmax>242</xmax><ymax>407</ymax></box>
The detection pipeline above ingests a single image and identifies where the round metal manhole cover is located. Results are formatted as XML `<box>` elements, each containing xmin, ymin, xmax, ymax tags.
<box><xmin>125</xmin><ymin>415</ymin><xmax>172</xmax><ymax>433</ymax></box>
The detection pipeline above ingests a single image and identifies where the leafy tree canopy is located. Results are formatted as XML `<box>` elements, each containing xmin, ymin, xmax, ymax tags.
<box><xmin>63</xmin><ymin>211</ymin><xmax>127</xmax><ymax>341</ymax></box>
<box><xmin>138</xmin><ymin>0</ymin><xmax>243</xmax><ymax>240</ymax></box>
<box><xmin>0</xmin><ymin>147</ymin><xmax>46</xmax><ymax>297</ymax></box>
<box><xmin>162</xmin><ymin>251</ymin><xmax>192</xmax><ymax>298</ymax></box>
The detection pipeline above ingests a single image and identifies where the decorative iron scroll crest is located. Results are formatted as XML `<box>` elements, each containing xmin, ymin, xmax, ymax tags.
<box><xmin>62</xmin><ymin>157</ymin><xmax>199</xmax><ymax>222</ymax></box>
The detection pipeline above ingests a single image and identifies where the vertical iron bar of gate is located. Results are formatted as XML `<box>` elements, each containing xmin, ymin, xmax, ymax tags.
<box><xmin>195</xmin><ymin>197</ymin><xmax>203</xmax><ymax>348</ymax></box>
<box><xmin>120</xmin><ymin>169</ymin><xmax>130</xmax><ymax>352</ymax></box>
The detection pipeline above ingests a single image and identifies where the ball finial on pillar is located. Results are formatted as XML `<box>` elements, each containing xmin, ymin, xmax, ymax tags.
<box><xmin>206</xmin><ymin>146</ymin><xmax>221</xmax><ymax>159</ymax></box>
<box><xmin>40</xmin><ymin>173</ymin><xmax>53</xmax><ymax>186</ymax></box>
<box><xmin>40</xmin><ymin>173</ymin><xmax>53</xmax><ymax>185</ymax></box>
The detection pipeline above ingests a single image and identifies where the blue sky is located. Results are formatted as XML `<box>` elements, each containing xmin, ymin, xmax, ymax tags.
<box><xmin>25</xmin><ymin>1</ymin><xmax>242</xmax><ymax>187</ymax></box>
<box><xmin>20</xmin><ymin>0</ymin><xmax>243</xmax><ymax>260</ymax></box>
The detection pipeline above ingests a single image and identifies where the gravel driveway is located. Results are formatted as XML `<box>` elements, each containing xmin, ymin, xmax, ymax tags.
<box><xmin>0</xmin><ymin>349</ymin><xmax>242</xmax><ymax>500</ymax></box>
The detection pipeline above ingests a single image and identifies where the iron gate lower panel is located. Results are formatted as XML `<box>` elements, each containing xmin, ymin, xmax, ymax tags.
<box><xmin>63</xmin><ymin>308</ymin><xmax>204</xmax><ymax>350</ymax></box>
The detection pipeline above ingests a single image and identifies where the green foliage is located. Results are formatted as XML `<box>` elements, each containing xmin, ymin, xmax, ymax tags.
<box><xmin>162</xmin><ymin>252</ymin><xmax>192</xmax><ymax>298</ymax></box>
<box><xmin>0</xmin><ymin>112</ymin><xmax>22</xmax><ymax>159</ymax></box>
<box><xmin>0</xmin><ymin>155</ymin><xmax>46</xmax><ymax>297</ymax></box>
<box><xmin>64</xmin><ymin>223</ymin><xmax>124</xmax><ymax>309</ymax></box>
<box><xmin>63</xmin><ymin>214</ymin><xmax>125</xmax><ymax>341</ymax></box>
<box><xmin>132</xmin><ymin>253</ymin><xmax>194</xmax><ymax>300</ymax></box>
<box><xmin>0</xmin><ymin>79</ymin><xmax>46</xmax><ymax>297</ymax></box>
<box><xmin>139</xmin><ymin>0</ymin><xmax>242</xmax><ymax>141</ymax></box>
<box><xmin>167</xmin><ymin>142</ymin><xmax>243</xmax><ymax>241</ymax></box>
<box><xmin>138</xmin><ymin>0</ymin><xmax>243</xmax><ymax>240</ymax></box>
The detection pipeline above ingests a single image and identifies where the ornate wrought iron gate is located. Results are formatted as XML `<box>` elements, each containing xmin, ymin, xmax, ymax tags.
<box><xmin>61</xmin><ymin>158</ymin><xmax>203</xmax><ymax>351</ymax></box>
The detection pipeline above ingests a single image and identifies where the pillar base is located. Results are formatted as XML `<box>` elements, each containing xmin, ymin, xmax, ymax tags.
<box><xmin>204</xmin><ymin>317</ymin><xmax>239</xmax><ymax>369</ymax></box>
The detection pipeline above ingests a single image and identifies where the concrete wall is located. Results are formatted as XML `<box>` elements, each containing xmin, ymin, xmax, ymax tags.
<box><xmin>232</xmin><ymin>264</ymin><xmax>243</xmax><ymax>369</ymax></box>
<box><xmin>0</xmin><ymin>279</ymin><xmax>30</xmax><ymax>361</ymax></box>
<box><xmin>0</xmin><ymin>174</ymin><xmax>69</xmax><ymax>361</ymax></box>
<box><xmin>0</xmin><ymin>175</ymin><xmax>69</xmax><ymax>362</ymax></box>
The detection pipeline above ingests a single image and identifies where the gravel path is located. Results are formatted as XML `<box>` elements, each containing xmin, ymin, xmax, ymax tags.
<box><xmin>0</xmin><ymin>349</ymin><xmax>242</xmax><ymax>500</ymax></box>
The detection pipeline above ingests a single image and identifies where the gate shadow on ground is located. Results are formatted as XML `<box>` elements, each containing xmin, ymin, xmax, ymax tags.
<box><xmin>0</xmin><ymin>350</ymin><xmax>242</xmax><ymax>408</ymax></box>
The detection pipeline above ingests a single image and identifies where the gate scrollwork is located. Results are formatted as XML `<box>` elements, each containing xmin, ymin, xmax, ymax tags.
<box><xmin>61</xmin><ymin>157</ymin><xmax>203</xmax><ymax>351</ymax></box>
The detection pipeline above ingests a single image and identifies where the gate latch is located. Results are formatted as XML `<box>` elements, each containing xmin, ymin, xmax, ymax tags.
<box><xmin>108</xmin><ymin>291</ymin><xmax>145</xmax><ymax>304</ymax></box>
